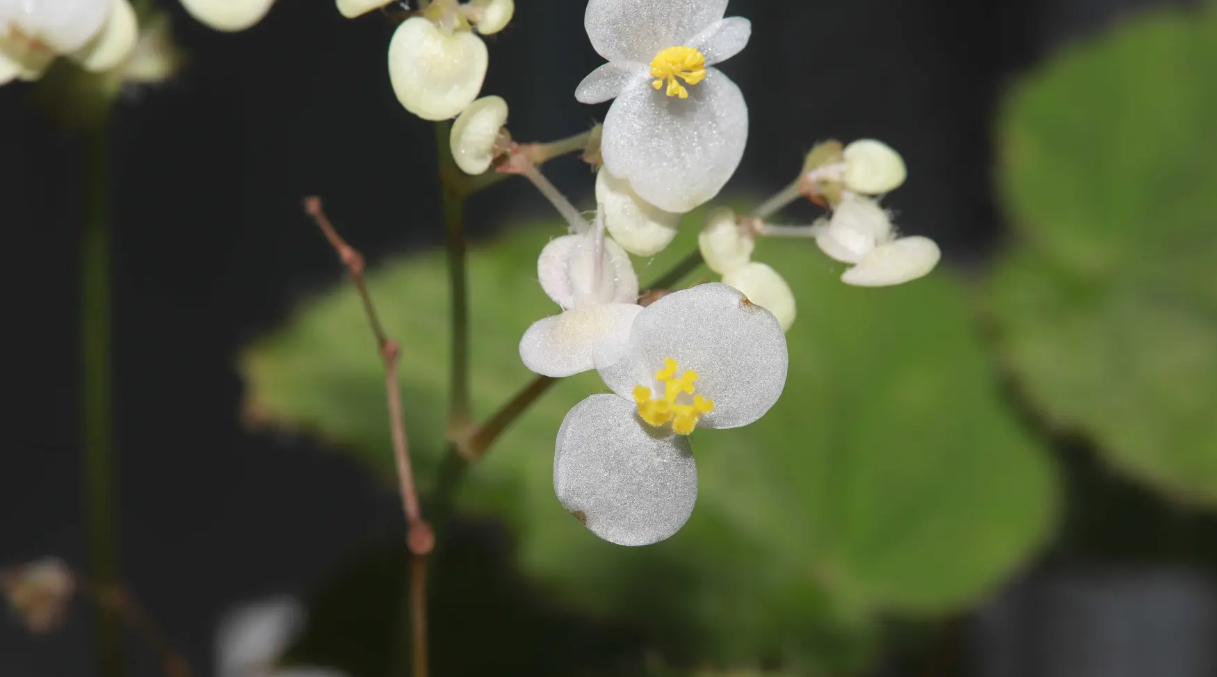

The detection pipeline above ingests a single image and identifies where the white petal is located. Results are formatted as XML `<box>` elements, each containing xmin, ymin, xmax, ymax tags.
<box><xmin>388</xmin><ymin>18</ymin><xmax>487</xmax><ymax>121</ymax></box>
<box><xmin>584</xmin><ymin>0</ymin><xmax>727</xmax><ymax>63</ymax></box>
<box><xmin>697</xmin><ymin>206</ymin><xmax>753</xmax><ymax>275</ymax></box>
<box><xmin>843</xmin><ymin>139</ymin><xmax>907</xmax><ymax>195</ymax></box>
<box><xmin>70</xmin><ymin>0</ymin><xmax>137</xmax><ymax>73</ymax></box>
<box><xmin>841</xmin><ymin>236</ymin><xmax>941</xmax><ymax>287</ymax></box>
<box><xmin>469</xmin><ymin>0</ymin><xmax>514</xmax><ymax>35</ymax></box>
<box><xmin>0</xmin><ymin>40</ymin><xmax>53</xmax><ymax>83</ymax></box>
<box><xmin>520</xmin><ymin>304</ymin><xmax>642</xmax><ymax>377</ymax></box>
<box><xmin>11</xmin><ymin>0</ymin><xmax>109</xmax><ymax>52</ymax></box>
<box><xmin>688</xmin><ymin>17</ymin><xmax>750</xmax><ymax>66</ymax></box>
<box><xmin>602</xmin><ymin>69</ymin><xmax>747</xmax><ymax>213</ymax></box>
<box><xmin>335</xmin><ymin>0</ymin><xmax>391</xmax><ymax>19</ymax></box>
<box><xmin>180</xmin><ymin>0</ymin><xmax>276</xmax><ymax>32</ymax></box>
<box><xmin>575</xmin><ymin>61</ymin><xmax>646</xmax><ymax>105</ymax></box>
<box><xmin>119</xmin><ymin>14</ymin><xmax>181</xmax><ymax>84</ymax></box>
<box><xmin>537</xmin><ymin>233</ymin><xmax>638</xmax><ymax>310</ymax></box>
<box><xmin>595</xmin><ymin>167</ymin><xmax>682</xmax><ymax>256</ymax></box>
<box><xmin>216</xmin><ymin>598</ymin><xmax>303</xmax><ymax>677</ymax></box>
<box><xmin>721</xmin><ymin>262</ymin><xmax>796</xmax><ymax>332</ymax></box>
<box><xmin>598</xmin><ymin>283</ymin><xmax>788</xmax><ymax>429</ymax></box>
<box><xmin>815</xmin><ymin>196</ymin><xmax>894</xmax><ymax>264</ymax></box>
<box><xmin>449</xmin><ymin>95</ymin><xmax>507</xmax><ymax>175</ymax></box>
<box><xmin>554</xmin><ymin>394</ymin><xmax>697</xmax><ymax>546</ymax></box>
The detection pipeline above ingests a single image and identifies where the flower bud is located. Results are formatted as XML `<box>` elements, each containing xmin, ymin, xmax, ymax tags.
<box><xmin>179</xmin><ymin>0</ymin><xmax>277</xmax><ymax>32</ymax></box>
<box><xmin>1</xmin><ymin>558</ymin><xmax>76</xmax><ymax>634</ymax></box>
<box><xmin>843</xmin><ymin>139</ymin><xmax>907</xmax><ymax>195</ymax></box>
<box><xmin>449</xmin><ymin>95</ymin><xmax>508</xmax><ymax>175</ymax></box>
<box><xmin>697</xmin><ymin>207</ymin><xmax>753</xmax><ymax>275</ymax></box>
<box><xmin>388</xmin><ymin>17</ymin><xmax>487</xmax><ymax>121</ymax></box>
<box><xmin>722</xmin><ymin>262</ymin><xmax>796</xmax><ymax>331</ymax></box>
<box><xmin>596</xmin><ymin>168</ymin><xmax>681</xmax><ymax>257</ymax></box>
<box><xmin>815</xmin><ymin>196</ymin><xmax>893</xmax><ymax>264</ymax></box>
<box><xmin>70</xmin><ymin>0</ymin><xmax>137</xmax><ymax>73</ymax></box>
<box><xmin>335</xmin><ymin>0</ymin><xmax>392</xmax><ymax>19</ymax></box>
<box><xmin>841</xmin><ymin>236</ymin><xmax>940</xmax><ymax>287</ymax></box>
<box><xmin>467</xmin><ymin>0</ymin><xmax>514</xmax><ymax>35</ymax></box>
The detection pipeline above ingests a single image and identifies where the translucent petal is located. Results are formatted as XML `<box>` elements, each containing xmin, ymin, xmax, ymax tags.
<box><xmin>11</xmin><ymin>0</ymin><xmax>109</xmax><ymax>52</ymax></box>
<box><xmin>554</xmin><ymin>395</ymin><xmax>697</xmax><ymax>546</ymax></box>
<box><xmin>598</xmin><ymin>283</ymin><xmax>788</xmax><ymax>429</ymax></box>
<box><xmin>843</xmin><ymin>139</ymin><xmax>907</xmax><ymax>195</ymax></box>
<box><xmin>601</xmin><ymin>69</ymin><xmax>747</xmax><ymax>213</ymax></box>
<box><xmin>449</xmin><ymin>95</ymin><xmax>507</xmax><ymax>175</ymax></box>
<box><xmin>70</xmin><ymin>0</ymin><xmax>137</xmax><ymax>73</ymax></box>
<box><xmin>470</xmin><ymin>0</ymin><xmax>514</xmax><ymax>35</ymax></box>
<box><xmin>388</xmin><ymin>18</ymin><xmax>487</xmax><ymax>121</ymax></box>
<box><xmin>216</xmin><ymin>598</ymin><xmax>302</xmax><ymax>677</ymax></box>
<box><xmin>520</xmin><ymin>304</ymin><xmax>643</xmax><ymax>377</ymax></box>
<box><xmin>584</xmin><ymin>0</ymin><xmax>727</xmax><ymax>63</ymax></box>
<box><xmin>575</xmin><ymin>61</ymin><xmax>646</xmax><ymax>105</ymax></box>
<box><xmin>841</xmin><ymin>236</ymin><xmax>941</xmax><ymax>287</ymax></box>
<box><xmin>0</xmin><ymin>40</ymin><xmax>53</xmax><ymax>83</ymax></box>
<box><xmin>596</xmin><ymin>168</ymin><xmax>682</xmax><ymax>256</ymax></box>
<box><xmin>537</xmin><ymin>233</ymin><xmax>638</xmax><ymax>310</ymax></box>
<box><xmin>697</xmin><ymin>206</ymin><xmax>753</xmax><ymax>274</ymax></box>
<box><xmin>722</xmin><ymin>262</ymin><xmax>796</xmax><ymax>332</ymax></box>
<box><xmin>815</xmin><ymin>196</ymin><xmax>893</xmax><ymax>264</ymax></box>
<box><xmin>335</xmin><ymin>0</ymin><xmax>392</xmax><ymax>19</ymax></box>
<box><xmin>688</xmin><ymin>17</ymin><xmax>750</xmax><ymax>66</ymax></box>
<box><xmin>179</xmin><ymin>0</ymin><xmax>276</xmax><ymax>32</ymax></box>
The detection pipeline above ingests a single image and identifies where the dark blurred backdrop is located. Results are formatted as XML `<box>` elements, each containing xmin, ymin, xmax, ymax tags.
<box><xmin>0</xmin><ymin>0</ymin><xmax>1200</xmax><ymax>675</ymax></box>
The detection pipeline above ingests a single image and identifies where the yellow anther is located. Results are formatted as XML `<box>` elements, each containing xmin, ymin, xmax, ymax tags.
<box><xmin>649</xmin><ymin>46</ymin><xmax>707</xmax><ymax>99</ymax></box>
<box><xmin>633</xmin><ymin>357</ymin><xmax>715</xmax><ymax>435</ymax></box>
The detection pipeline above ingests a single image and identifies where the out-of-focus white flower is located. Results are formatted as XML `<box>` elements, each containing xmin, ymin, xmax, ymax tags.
<box><xmin>389</xmin><ymin>15</ymin><xmax>487</xmax><ymax>121</ymax></box>
<box><xmin>0</xmin><ymin>0</ymin><xmax>114</xmax><ymax>84</ymax></box>
<box><xmin>555</xmin><ymin>283</ymin><xmax>788</xmax><ymax>546</ymax></box>
<box><xmin>576</xmin><ymin>0</ymin><xmax>751</xmax><ymax>213</ymax></box>
<box><xmin>697</xmin><ymin>206</ymin><xmax>753</xmax><ymax>275</ymax></box>
<box><xmin>1</xmin><ymin>558</ymin><xmax>76</xmax><ymax>634</ymax></box>
<box><xmin>520</xmin><ymin>214</ymin><xmax>642</xmax><ymax>377</ymax></box>
<box><xmin>449</xmin><ymin>95</ymin><xmax>508</xmax><ymax>175</ymax></box>
<box><xmin>335</xmin><ymin>0</ymin><xmax>391</xmax><ymax>19</ymax></box>
<box><xmin>595</xmin><ymin>167</ymin><xmax>681</xmax><ymax>257</ymax></box>
<box><xmin>0</xmin><ymin>37</ymin><xmax>54</xmax><ymax>84</ymax></box>
<box><xmin>722</xmin><ymin>262</ymin><xmax>795</xmax><ymax>331</ymax></box>
<box><xmin>217</xmin><ymin>597</ymin><xmax>346</xmax><ymax>677</ymax></box>
<box><xmin>118</xmin><ymin>13</ymin><xmax>182</xmax><ymax>84</ymax></box>
<box><xmin>179</xmin><ymin>0</ymin><xmax>277</xmax><ymax>32</ymax></box>
<box><xmin>842</xmin><ymin>139</ymin><xmax>906</xmax><ymax>195</ymax></box>
<box><xmin>463</xmin><ymin>0</ymin><xmax>514</xmax><ymax>35</ymax></box>
<box><xmin>816</xmin><ymin>195</ymin><xmax>940</xmax><ymax>286</ymax></box>
<box><xmin>70</xmin><ymin>0</ymin><xmax>138</xmax><ymax>73</ymax></box>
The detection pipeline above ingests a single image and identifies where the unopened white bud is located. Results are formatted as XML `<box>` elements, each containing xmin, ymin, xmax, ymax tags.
<box><xmin>595</xmin><ymin>168</ymin><xmax>681</xmax><ymax>257</ymax></box>
<box><xmin>466</xmin><ymin>0</ymin><xmax>514</xmax><ymax>35</ymax></box>
<box><xmin>389</xmin><ymin>17</ymin><xmax>487</xmax><ymax>121</ymax></box>
<box><xmin>843</xmin><ymin>139</ymin><xmax>907</xmax><ymax>195</ymax></box>
<box><xmin>722</xmin><ymin>262</ymin><xmax>796</xmax><ymax>331</ymax></box>
<box><xmin>841</xmin><ymin>236</ymin><xmax>940</xmax><ymax>287</ymax></box>
<box><xmin>450</xmin><ymin>95</ymin><xmax>508</xmax><ymax>175</ymax></box>
<box><xmin>335</xmin><ymin>0</ymin><xmax>392</xmax><ymax>19</ymax></box>
<box><xmin>815</xmin><ymin>196</ymin><xmax>893</xmax><ymax>264</ymax></box>
<box><xmin>697</xmin><ymin>207</ymin><xmax>753</xmax><ymax>275</ymax></box>
<box><xmin>180</xmin><ymin>0</ymin><xmax>277</xmax><ymax>32</ymax></box>
<box><xmin>70</xmin><ymin>0</ymin><xmax>137</xmax><ymax>73</ymax></box>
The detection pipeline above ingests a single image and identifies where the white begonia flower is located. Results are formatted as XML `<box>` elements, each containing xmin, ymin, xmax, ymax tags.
<box><xmin>449</xmin><ymin>95</ymin><xmax>508</xmax><ymax>175</ymax></box>
<box><xmin>595</xmin><ymin>167</ymin><xmax>682</xmax><ymax>257</ymax></box>
<box><xmin>576</xmin><ymin>0</ymin><xmax>751</xmax><ymax>213</ymax></box>
<box><xmin>520</xmin><ymin>218</ymin><xmax>642</xmax><ymax>378</ymax></box>
<box><xmin>697</xmin><ymin>206</ymin><xmax>752</xmax><ymax>275</ymax></box>
<box><xmin>335</xmin><ymin>0</ymin><xmax>392</xmax><ymax>19</ymax></box>
<box><xmin>555</xmin><ymin>283</ymin><xmax>788</xmax><ymax>546</ymax></box>
<box><xmin>5</xmin><ymin>0</ymin><xmax>110</xmax><ymax>53</ymax></box>
<box><xmin>217</xmin><ymin>598</ymin><xmax>346</xmax><ymax>677</ymax></box>
<box><xmin>389</xmin><ymin>16</ymin><xmax>487</xmax><ymax>121</ymax></box>
<box><xmin>843</xmin><ymin>139</ymin><xmax>907</xmax><ymax>195</ymax></box>
<box><xmin>722</xmin><ymin>262</ymin><xmax>795</xmax><ymax>331</ymax></box>
<box><xmin>816</xmin><ymin>195</ymin><xmax>941</xmax><ymax>287</ymax></box>
<box><xmin>464</xmin><ymin>0</ymin><xmax>514</xmax><ymax>35</ymax></box>
<box><xmin>0</xmin><ymin>37</ymin><xmax>54</xmax><ymax>84</ymax></box>
<box><xmin>179</xmin><ymin>0</ymin><xmax>277</xmax><ymax>32</ymax></box>
<box><xmin>70</xmin><ymin>0</ymin><xmax>138</xmax><ymax>73</ymax></box>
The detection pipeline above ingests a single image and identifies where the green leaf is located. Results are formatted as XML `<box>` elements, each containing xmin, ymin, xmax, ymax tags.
<box><xmin>241</xmin><ymin>217</ymin><xmax>1054</xmax><ymax>669</ymax></box>
<box><xmin>992</xmin><ymin>8</ymin><xmax>1217</xmax><ymax>505</ymax></box>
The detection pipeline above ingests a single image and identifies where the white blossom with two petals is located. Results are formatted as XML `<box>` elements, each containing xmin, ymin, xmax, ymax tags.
<box><xmin>698</xmin><ymin>208</ymin><xmax>796</xmax><ymax>331</ymax></box>
<box><xmin>816</xmin><ymin>195</ymin><xmax>941</xmax><ymax>287</ymax></box>
<box><xmin>555</xmin><ymin>283</ymin><xmax>788</xmax><ymax>546</ymax></box>
<box><xmin>577</xmin><ymin>0</ymin><xmax>751</xmax><ymax>213</ymax></box>
<box><xmin>519</xmin><ymin>216</ymin><xmax>642</xmax><ymax>378</ymax></box>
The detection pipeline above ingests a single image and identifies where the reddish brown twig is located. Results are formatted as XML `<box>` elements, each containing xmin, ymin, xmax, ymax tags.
<box><xmin>82</xmin><ymin>582</ymin><xmax>193</xmax><ymax>677</ymax></box>
<box><xmin>303</xmin><ymin>197</ymin><xmax>433</xmax><ymax>677</ymax></box>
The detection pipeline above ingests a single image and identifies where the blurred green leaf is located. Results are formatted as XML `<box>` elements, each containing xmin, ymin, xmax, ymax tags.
<box><xmin>993</xmin><ymin>9</ymin><xmax>1217</xmax><ymax>505</ymax></box>
<box><xmin>242</xmin><ymin>216</ymin><xmax>1054</xmax><ymax>669</ymax></box>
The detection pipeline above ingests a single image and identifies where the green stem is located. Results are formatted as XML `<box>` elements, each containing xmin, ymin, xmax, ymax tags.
<box><xmin>82</xmin><ymin>127</ymin><xmax>122</xmax><ymax>677</ymax></box>
<box><xmin>436</xmin><ymin>122</ymin><xmax>472</xmax><ymax>433</ymax></box>
<box><xmin>752</xmin><ymin>178</ymin><xmax>803</xmax><ymax>220</ymax></box>
<box><xmin>646</xmin><ymin>249</ymin><xmax>704</xmax><ymax>291</ymax></box>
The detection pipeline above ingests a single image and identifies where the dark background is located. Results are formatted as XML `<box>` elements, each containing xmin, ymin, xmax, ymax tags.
<box><xmin>0</xmin><ymin>0</ymin><xmax>1202</xmax><ymax>675</ymax></box>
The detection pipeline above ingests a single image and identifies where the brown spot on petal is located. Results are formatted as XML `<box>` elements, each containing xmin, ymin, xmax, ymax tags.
<box><xmin>570</xmin><ymin>510</ymin><xmax>588</xmax><ymax>526</ymax></box>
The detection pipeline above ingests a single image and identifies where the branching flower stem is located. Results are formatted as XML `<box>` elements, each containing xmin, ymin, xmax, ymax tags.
<box><xmin>302</xmin><ymin>197</ymin><xmax>434</xmax><ymax>677</ymax></box>
<box><xmin>79</xmin><ymin>581</ymin><xmax>194</xmax><ymax>677</ymax></box>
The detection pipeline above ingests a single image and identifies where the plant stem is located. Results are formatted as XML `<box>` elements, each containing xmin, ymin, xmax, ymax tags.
<box><xmin>82</xmin><ymin>582</ymin><xmax>194</xmax><ymax>677</ymax></box>
<box><xmin>530</xmin><ymin>129</ymin><xmax>594</xmax><ymax>164</ymax></box>
<box><xmin>758</xmin><ymin>223</ymin><xmax>826</xmax><ymax>238</ymax></box>
<box><xmin>82</xmin><ymin>125</ymin><xmax>123</xmax><ymax>677</ymax></box>
<box><xmin>465</xmin><ymin>376</ymin><xmax>556</xmax><ymax>459</ymax></box>
<box><xmin>752</xmin><ymin>178</ymin><xmax>804</xmax><ymax>219</ymax></box>
<box><xmin>436</xmin><ymin>122</ymin><xmax>473</xmax><ymax>434</ymax></box>
<box><xmin>646</xmin><ymin>249</ymin><xmax>704</xmax><ymax>291</ymax></box>
<box><xmin>520</xmin><ymin>163</ymin><xmax>589</xmax><ymax>234</ymax></box>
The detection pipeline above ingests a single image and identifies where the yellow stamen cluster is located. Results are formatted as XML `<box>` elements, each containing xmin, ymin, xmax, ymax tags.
<box><xmin>633</xmin><ymin>358</ymin><xmax>715</xmax><ymax>435</ymax></box>
<box><xmin>649</xmin><ymin>46</ymin><xmax>706</xmax><ymax>99</ymax></box>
